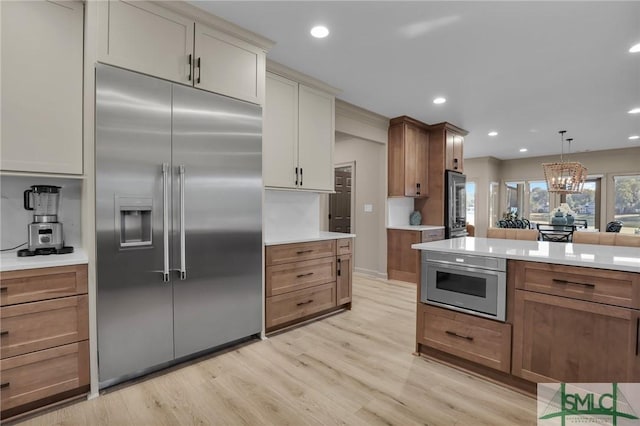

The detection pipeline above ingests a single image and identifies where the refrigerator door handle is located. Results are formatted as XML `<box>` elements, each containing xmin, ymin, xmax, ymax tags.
<box><xmin>179</xmin><ymin>165</ymin><xmax>187</xmax><ymax>280</ymax></box>
<box><xmin>162</xmin><ymin>163</ymin><xmax>170</xmax><ymax>282</ymax></box>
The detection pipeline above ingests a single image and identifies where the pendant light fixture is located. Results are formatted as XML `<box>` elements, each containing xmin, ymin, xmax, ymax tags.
<box><xmin>542</xmin><ymin>130</ymin><xmax>587</xmax><ymax>194</ymax></box>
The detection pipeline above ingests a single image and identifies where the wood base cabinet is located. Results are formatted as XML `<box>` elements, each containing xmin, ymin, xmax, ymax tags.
<box><xmin>512</xmin><ymin>289</ymin><xmax>640</xmax><ymax>383</ymax></box>
<box><xmin>0</xmin><ymin>265</ymin><xmax>89</xmax><ymax>420</ymax></box>
<box><xmin>265</xmin><ymin>238</ymin><xmax>352</xmax><ymax>332</ymax></box>
<box><xmin>511</xmin><ymin>260</ymin><xmax>640</xmax><ymax>383</ymax></box>
<box><xmin>387</xmin><ymin>228</ymin><xmax>444</xmax><ymax>284</ymax></box>
<box><xmin>417</xmin><ymin>304</ymin><xmax>512</xmax><ymax>373</ymax></box>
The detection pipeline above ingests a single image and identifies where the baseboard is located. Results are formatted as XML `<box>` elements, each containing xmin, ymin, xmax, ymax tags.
<box><xmin>354</xmin><ymin>267</ymin><xmax>387</xmax><ymax>280</ymax></box>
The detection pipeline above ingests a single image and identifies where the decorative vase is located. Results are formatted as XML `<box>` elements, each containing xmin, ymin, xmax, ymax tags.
<box><xmin>565</xmin><ymin>213</ymin><xmax>574</xmax><ymax>225</ymax></box>
<box><xmin>409</xmin><ymin>210</ymin><xmax>422</xmax><ymax>226</ymax></box>
<box><xmin>551</xmin><ymin>209</ymin><xmax>566</xmax><ymax>225</ymax></box>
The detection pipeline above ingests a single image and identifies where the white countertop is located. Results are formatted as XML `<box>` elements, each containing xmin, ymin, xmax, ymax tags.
<box><xmin>0</xmin><ymin>249</ymin><xmax>88</xmax><ymax>272</ymax></box>
<box><xmin>387</xmin><ymin>225</ymin><xmax>445</xmax><ymax>231</ymax></box>
<box><xmin>411</xmin><ymin>237</ymin><xmax>640</xmax><ymax>273</ymax></box>
<box><xmin>265</xmin><ymin>231</ymin><xmax>356</xmax><ymax>246</ymax></box>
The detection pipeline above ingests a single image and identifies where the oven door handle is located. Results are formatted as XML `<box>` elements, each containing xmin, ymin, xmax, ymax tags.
<box><xmin>425</xmin><ymin>261</ymin><xmax>504</xmax><ymax>277</ymax></box>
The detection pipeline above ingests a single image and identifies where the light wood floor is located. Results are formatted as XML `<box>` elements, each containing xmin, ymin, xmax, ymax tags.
<box><xmin>17</xmin><ymin>275</ymin><xmax>536</xmax><ymax>425</ymax></box>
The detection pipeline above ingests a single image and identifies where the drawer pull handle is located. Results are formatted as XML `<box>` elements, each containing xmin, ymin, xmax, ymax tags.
<box><xmin>296</xmin><ymin>250</ymin><xmax>313</xmax><ymax>254</ymax></box>
<box><xmin>445</xmin><ymin>330</ymin><xmax>474</xmax><ymax>341</ymax></box>
<box><xmin>296</xmin><ymin>299</ymin><xmax>314</xmax><ymax>306</ymax></box>
<box><xmin>0</xmin><ymin>287</ymin><xmax>7</xmax><ymax>292</ymax></box>
<box><xmin>636</xmin><ymin>318</ymin><xmax>639</xmax><ymax>357</ymax></box>
<box><xmin>0</xmin><ymin>331</ymin><xmax>8</xmax><ymax>336</ymax></box>
<box><xmin>0</xmin><ymin>382</ymin><xmax>9</xmax><ymax>389</ymax></box>
<box><xmin>296</xmin><ymin>272</ymin><xmax>314</xmax><ymax>278</ymax></box>
<box><xmin>337</xmin><ymin>258</ymin><xmax>342</xmax><ymax>276</ymax></box>
<box><xmin>552</xmin><ymin>279</ymin><xmax>595</xmax><ymax>288</ymax></box>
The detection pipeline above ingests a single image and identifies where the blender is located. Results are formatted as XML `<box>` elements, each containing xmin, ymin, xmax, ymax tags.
<box><xmin>18</xmin><ymin>185</ymin><xmax>73</xmax><ymax>256</ymax></box>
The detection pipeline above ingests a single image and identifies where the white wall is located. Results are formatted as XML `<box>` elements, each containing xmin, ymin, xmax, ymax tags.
<box><xmin>1</xmin><ymin>176</ymin><xmax>82</xmax><ymax>250</ymax></box>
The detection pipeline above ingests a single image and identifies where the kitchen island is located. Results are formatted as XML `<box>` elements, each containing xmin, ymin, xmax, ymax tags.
<box><xmin>411</xmin><ymin>237</ymin><xmax>640</xmax><ymax>394</ymax></box>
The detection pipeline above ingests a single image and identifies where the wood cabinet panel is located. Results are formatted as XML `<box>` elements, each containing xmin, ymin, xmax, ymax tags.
<box><xmin>0</xmin><ymin>341</ymin><xmax>89</xmax><ymax>414</ymax></box>
<box><xmin>0</xmin><ymin>265</ymin><xmax>88</xmax><ymax>307</ymax></box>
<box><xmin>1</xmin><ymin>0</ymin><xmax>83</xmax><ymax>174</ymax></box>
<box><xmin>421</xmin><ymin>229</ymin><xmax>445</xmax><ymax>242</ymax></box>
<box><xmin>337</xmin><ymin>238</ymin><xmax>353</xmax><ymax>255</ymax></box>
<box><xmin>512</xmin><ymin>260</ymin><xmax>639</xmax><ymax>309</ymax></box>
<box><xmin>266</xmin><ymin>257</ymin><xmax>336</xmax><ymax>297</ymax></box>
<box><xmin>266</xmin><ymin>283</ymin><xmax>336</xmax><ymax>330</ymax></box>
<box><xmin>417</xmin><ymin>304</ymin><xmax>512</xmax><ymax>373</ymax></box>
<box><xmin>266</xmin><ymin>240</ymin><xmax>336</xmax><ymax>266</ymax></box>
<box><xmin>337</xmin><ymin>254</ymin><xmax>352</xmax><ymax>305</ymax></box>
<box><xmin>194</xmin><ymin>23</ymin><xmax>265</xmax><ymax>104</ymax></box>
<box><xmin>98</xmin><ymin>0</ymin><xmax>194</xmax><ymax>85</ymax></box>
<box><xmin>1</xmin><ymin>296</ymin><xmax>88</xmax><ymax>359</ymax></box>
<box><xmin>512</xmin><ymin>289</ymin><xmax>640</xmax><ymax>383</ymax></box>
<box><xmin>388</xmin><ymin>117</ymin><xmax>429</xmax><ymax>198</ymax></box>
<box><xmin>387</xmin><ymin>229</ymin><xmax>421</xmax><ymax>284</ymax></box>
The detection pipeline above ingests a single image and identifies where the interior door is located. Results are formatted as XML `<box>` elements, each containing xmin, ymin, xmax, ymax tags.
<box><xmin>171</xmin><ymin>85</ymin><xmax>263</xmax><ymax>358</ymax></box>
<box><xmin>95</xmin><ymin>64</ymin><xmax>174</xmax><ymax>387</ymax></box>
<box><xmin>329</xmin><ymin>167</ymin><xmax>352</xmax><ymax>233</ymax></box>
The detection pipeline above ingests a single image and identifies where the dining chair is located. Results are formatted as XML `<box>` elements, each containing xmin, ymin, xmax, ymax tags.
<box><xmin>574</xmin><ymin>219</ymin><xmax>588</xmax><ymax>229</ymax></box>
<box><xmin>605</xmin><ymin>221</ymin><xmax>623</xmax><ymax>233</ymax></box>
<box><xmin>537</xmin><ymin>224</ymin><xmax>574</xmax><ymax>242</ymax></box>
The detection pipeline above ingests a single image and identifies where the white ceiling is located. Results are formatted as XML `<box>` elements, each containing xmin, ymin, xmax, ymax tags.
<box><xmin>192</xmin><ymin>1</ymin><xmax>640</xmax><ymax>160</ymax></box>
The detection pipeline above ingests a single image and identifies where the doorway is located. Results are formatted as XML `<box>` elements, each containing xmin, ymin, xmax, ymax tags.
<box><xmin>329</xmin><ymin>163</ymin><xmax>354</xmax><ymax>233</ymax></box>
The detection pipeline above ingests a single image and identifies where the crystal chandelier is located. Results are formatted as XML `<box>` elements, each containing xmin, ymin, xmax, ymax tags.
<box><xmin>542</xmin><ymin>130</ymin><xmax>587</xmax><ymax>194</ymax></box>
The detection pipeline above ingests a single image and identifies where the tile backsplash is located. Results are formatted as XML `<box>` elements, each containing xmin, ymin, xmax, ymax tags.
<box><xmin>0</xmin><ymin>176</ymin><xmax>82</xmax><ymax>251</ymax></box>
<box><xmin>387</xmin><ymin>197</ymin><xmax>414</xmax><ymax>226</ymax></box>
<box><xmin>264</xmin><ymin>190</ymin><xmax>320</xmax><ymax>241</ymax></box>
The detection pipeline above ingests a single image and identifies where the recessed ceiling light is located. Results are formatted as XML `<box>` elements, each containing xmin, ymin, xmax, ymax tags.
<box><xmin>310</xmin><ymin>25</ymin><xmax>329</xmax><ymax>38</ymax></box>
<box><xmin>433</xmin><ymin>97</ymin><xmax>446</xmax><ymax>104</ymax></box>
<box><xmin>488</xmin><ymin>131</ymin><xmax>498</xmax><ymax>136</ymax></box>
<box><xmin>630</xmin><ymin>135</ymin><xmax>640</xmax><ymax>140</ymax></box>
<box><xmin>519</xmin><ymin>148</ymin><xmax>528</xmax><ymax>152</ymax></box>
<box><xmin>630</xmin><ymin>43</ymin><xmax>640</xmax><ymax>53</ymax></box>
<box><xmin>629</xmin><ymin>107</ymin><xmax>640</xmax><ymax>114</ymax></box>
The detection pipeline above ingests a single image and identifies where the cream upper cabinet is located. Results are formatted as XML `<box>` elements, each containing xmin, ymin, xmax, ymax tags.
<box><xmin>194</xmin><ymin>24</ymin><xmax>265</xmax><ymax>104</ymax></box>
<box><xmin>1</xmin><ymin>0</ymin><xmax>84</xmax><ymax>174</ymax></box>
<box><xmin>263</xmin><ymin>73</ymin><xmax>335</xmax><ymax>191</ymax></box>
<box><xmin>97</xmin><ymin>0</ymin><xmax>194</xmax><ymax>85</ymax></box>
<box><xmin>264</xmin><ymin>73</ymin><xmax>298</xmax><ymax>188</ymax></box>
<box><xmin>97</xmin><ymin>1</ymin><xmax>266</xmax><ymax>104</ymax></box>
<box><xmin>298</xmin><ymin>85</ymin><xmax>335</xmax><ymax>192</ymax></box>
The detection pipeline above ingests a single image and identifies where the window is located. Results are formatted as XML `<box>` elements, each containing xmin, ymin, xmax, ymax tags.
<box><xmin>613</xmin><ymin>175</ymin><xmax>640</xmax><ymax>234</ymax></box>
<box><xmin>505</xmin><ymin>181</ymin><xmax>525</xmax><ymax>218</ymax></box>
<box><xmin>565</xmin><ymin>179</ymin><xmax>600</xmax><ymax>228</ymax></box>
<box><xmin>529</xmin><ymin>180</ymin><xmax>549</xmax><ymax>224</ymax></box>
<box><xmin>489</xmin><ymin>182</ymin><xmax>500</xmax><ymax>227</ymax></box>
<box><xmin>466</xmin><ymin>182</ymin><xmax>476</xmax><ymax>225</ymax></box>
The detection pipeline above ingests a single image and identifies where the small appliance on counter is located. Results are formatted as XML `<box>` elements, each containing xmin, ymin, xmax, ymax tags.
<box><xmin>18</xmin><ymin>185</ymin><xmax>73</xmax><ymax>257</ymax></box>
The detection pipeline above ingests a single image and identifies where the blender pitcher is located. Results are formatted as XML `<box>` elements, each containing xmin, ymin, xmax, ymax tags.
<box><xmin>24</xmin><ymin>185</ymin><xmax>61</xmax><ymax>223</ymax></box>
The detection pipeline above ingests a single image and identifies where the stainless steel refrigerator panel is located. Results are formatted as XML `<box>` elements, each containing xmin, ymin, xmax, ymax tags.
<box><xmin>171</xmin><ymin>85</ymin><xmax>262</xmax><ymax>358</ymax></box>
<box><xmin>95</xmin><ymin>64</ymin><xmax>175</xmax><ymax>386</ymax></box>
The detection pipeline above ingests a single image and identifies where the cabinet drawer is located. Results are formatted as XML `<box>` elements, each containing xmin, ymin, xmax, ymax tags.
<box><xmin>421</xmin><ymin>229</ymin><xmax>444</xmax><ymax>242</ymax></box>
<box><xmin>266</xmin><ymin>240</ymin><xmax>336</xmax><ymax>266</ymax></box>
<box><xmin>337</xmin><ymin>238</ymin><xmax>352</xmax><ymax>255</ymax></box>
<box><xmin>417</xmin><ymin>304</ymin><xmax>511</xmax><ymax>373</ymax></box>
<box><xmin>0</xmin><ymin>265</ymin><xmax>88</xmax><ymax>306</ymax></box>
<box><xmin>266</xmin><ymin>257</ymin><xmax>336</xmax><ymax>297</ymax></box>
<box><xmin>512</xmin><ymin>260</ymin><xmax>640</xmax><ymax>309</ymax></box>
<box><xmin>0</xmin><ymin>341</ymin><xmax>89</xmax><ymax>413</ymax></box>
<box><xmin>266</xmin><ymin>283</ymin><xmax>336</xmax><ymax>329</ymax></box>
<box><xmin>1</xmin><ymin>295</ymin><xmax>88</xmax><ymax>359</ymax></box>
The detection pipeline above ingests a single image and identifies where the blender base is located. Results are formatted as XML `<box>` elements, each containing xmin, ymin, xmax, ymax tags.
<box><xmin>17</xmin><ymin>246</ymin><xmax>74</xmax><ymax>257</ymax></box>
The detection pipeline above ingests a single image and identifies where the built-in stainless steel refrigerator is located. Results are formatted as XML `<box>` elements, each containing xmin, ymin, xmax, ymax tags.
<box><xmin>96</xmin><ymin>64</ymin><xmax>262</xmax><ymax>388</ymax></box>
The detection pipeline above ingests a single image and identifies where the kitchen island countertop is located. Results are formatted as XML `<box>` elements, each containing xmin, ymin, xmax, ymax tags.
<box><xmin>387</xmin><ymin>225</ymin><xmax>445</xmax><ymax>231</ymax></box>
<box><xmin>265</xmin><ymin>231</ymin><xmax>355</xmax><ymax>246</ymax></box>
<box><xmin>412</xmin><ymin>237</ymin><xmax>639</xmax><ymax>273</ymax></box>
<box><xmin>0</xmin><ymin>248</ymin><xmax>89</xmax><ymax>272</ymax></box>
